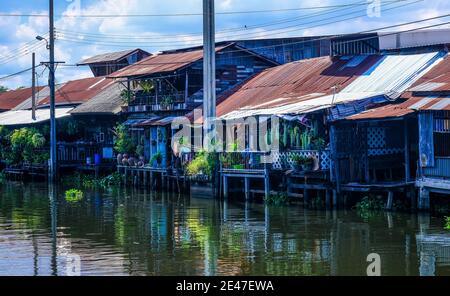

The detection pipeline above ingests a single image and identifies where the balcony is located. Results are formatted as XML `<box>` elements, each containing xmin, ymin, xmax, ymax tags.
<box><xmin>128</xmin><ymin>92</ymin><xmax>188</xmax><ymax>113</ymax></box>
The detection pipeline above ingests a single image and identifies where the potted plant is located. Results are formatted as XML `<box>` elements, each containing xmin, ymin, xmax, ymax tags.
<box><xmin>290</xmin><ymin>155</ymin><xmax>316</xmax><ymax>172</ymax></box>
<box><xmin>160</xmin><ymin>96</ymin><xmax>173</xmax><ymax>110</ymax></box>
<box><xmin>151</xmin><ymin>152</ymin><xmax>163</xmax><ymax>168</ymax></box>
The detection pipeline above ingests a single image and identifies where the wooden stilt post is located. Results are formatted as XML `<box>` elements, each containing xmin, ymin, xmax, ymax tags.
<box><xmin>404</xmin><ymin>119</ymin><xmax>411</xmax><ymax>183</ymax></box>
<box><xmin>223</xmin><ymin>175</ymin><xmax>228</xmax><ymax>199</ymax></box>
<box><xmin>326</xmin><ymin>190</ymin><xmax>331</xmax><ymax>209</ymax></box>
<box><xmin>244</xmin><ymin>177</ymin><xmax>250</xmax><ymax>200</ymax></box>
<box><xmin>333</xmin><ymin>190</ymin><xmax>338</xmax><ymax>208</ymax></box>
<box><xmin>264</xmin><ymin>169</ymin><xmax>270</xmax><ymax>201</ymax></box>
<box><xmin>410</xmin><ymin>187</ymin><xmax>417</xmax><ymax>210</ymax></box>
<box><xmin>418</xmin><ymin>187</ymin><xmax>430</xmax><ymax>211</ymax></box>
<box><xmin>386</xmin><ymin>191</ymin><xmax>394</xmax><ymax>211</ymax></box>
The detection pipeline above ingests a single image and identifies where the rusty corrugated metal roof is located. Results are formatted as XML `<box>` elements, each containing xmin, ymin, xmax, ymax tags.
<box><xmin>347</xmin><ymin>93</ymin><xmax>450</xmax><ymax>120</ymax></box>
<box><xmin>348</xmin><ymin>54</ymin><xmax>450</xmax><ymax>121</ymax></box>
<box><xmin>108</xmin><ymin>45</ymin><xmax>233</xmax><ymax>78</ymax></box>
<box><xmin>0</xmin><ymin>87</ymin><xmax>44</xmax><ymax>111</ymax></box>
<box><xmin>216</xmin><ymin>55</ymin><xmax>383</xmax><ymax>118</ymax></box>
<box><xmin>38</xmin><ymin>77</ymin><xmax>115</xmax><ymax>106</ymax></box>
<box><xmin>78</xmin><ymin>49</ymin><xmax>149</xmax><ymax>65</ymax></box>
<box><xmin>409</xmin><ymin>55</ymin><xmax>450</xmax><ymax>92</ymax></box>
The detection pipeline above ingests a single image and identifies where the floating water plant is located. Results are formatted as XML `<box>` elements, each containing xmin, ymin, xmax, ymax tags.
<box><xmin>264</xmin><ymin>192</ymin><xmax>289</xmax><ymax>206</ymax></box>
<box><xmin>65</xmin><ymin>189</ymin><xmax>84</xmax><ymax>203</ymax></box>
<box><xmin>355</xmin><ymin>196</ymin><xmax>385</xmax><ymax>220</ymax></box>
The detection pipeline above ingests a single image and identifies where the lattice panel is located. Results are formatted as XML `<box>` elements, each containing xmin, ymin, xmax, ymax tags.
<box><xmin>367</xmin><ymin>127</ymin><xmax>404</xmax><ymax>156</ymax></box>
<box><xmin>271</xmin><ymin>150</ymin><xmax>331</xmax><ymax>170</ymax></box>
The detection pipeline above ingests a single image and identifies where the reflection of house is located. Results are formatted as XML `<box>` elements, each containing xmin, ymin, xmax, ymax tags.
<box><xmin>78</xmin><ymin>48</ymin><xmax>151</xmax><ymax>77</ymax></box>
<box><xmin>108</xmin><ymin>43</ymin><xmax>278</xmax><ymax>167</ymax></box>
<box><xmin>416</xmin><ymin>234</ymin><xmax>450</xmax><ymax>276</ymax></box>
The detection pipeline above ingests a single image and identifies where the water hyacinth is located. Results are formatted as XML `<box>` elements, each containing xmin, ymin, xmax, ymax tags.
<box><xmin>65</xmin><ymin>189</ymin><xmax>84</xmax><ymax>203</ymax></box>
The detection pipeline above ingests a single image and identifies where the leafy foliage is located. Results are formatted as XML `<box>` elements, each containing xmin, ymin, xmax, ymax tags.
<box><xmin>0</xmin><ymin>86</ymin><xmax>8</xmax><ymax>93</ymax></box>
<box><xmin>8</xmin><ymin>128</ymin><xmax>46</xmax><ymax>164</ymax></box>
<box><xmin>65</xmin><ymin>189</ymin><xmax>84</xmax><ymax>203</ymax></box>
<box><xmin>265</xmin><ymin>192</ymin><xmax>289</xmax><ymax>206</ymax></box>
<box><xmin>151</xmin><ymin>152</ymin><xmax>163</xmax><ymax>166</ymax></box>
<box><xmin>355</xmin><ymin>196</ymin><xmax>386</xmax><ymax>220</ymax></box>
<box><xmin>186</xmin><ymin>151</ymin><xmax>216</xmax><ymax>177</ymax></box>
<box><xmin>113</xmin><ymin>124</ymin><xmax>136</xmax><ymax>154</ymax></box>
<box><xmin>98</xmin><ymin>172</ymin><xmax>122</xmax><ymax>188</ymax></box>
<box><xmin>445</xmin><ymin>217</ymin><xmax>450</xmax><ymax>231</ymax></box>
<box><xmin>291</xmin><ymin>154</ymin><xmax>315</xmax><ymax>166</ymax></box>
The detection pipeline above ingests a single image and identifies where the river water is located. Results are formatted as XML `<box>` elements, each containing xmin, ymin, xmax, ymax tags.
<box><xmin>0</xmin><ymin>182</ymin><xmax>449</xmax><ymax>276</ymax></box>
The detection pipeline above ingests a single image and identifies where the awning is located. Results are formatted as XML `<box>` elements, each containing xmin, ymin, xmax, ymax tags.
<box><xmin>123</xmin><ymin>118</ymin><xmax>148</xmax><ymax>126</ymax></box>
<box><xmin>0</xmin><ymin>107</ymin><xmax>73</xmax><ymax>126</ymax></box>
<box><xmin>134</xmin><ymin>116</ymin><xmax>178</xmax><ymax>127</ymax></box>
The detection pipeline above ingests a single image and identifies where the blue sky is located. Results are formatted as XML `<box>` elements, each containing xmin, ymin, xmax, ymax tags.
<box><xmin>0</xmin><ymin>0</ymin><xmax>449</xmax><ymax>89</ymax></box>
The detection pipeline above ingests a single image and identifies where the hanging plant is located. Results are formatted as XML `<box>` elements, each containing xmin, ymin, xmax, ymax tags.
<box><xmin>120</xmin><ymin>89</ymin><xmax>134</xmax><ymax>104</ymax></box>
<box><xmin>140</xmin><ymin>80</ymin><xmax>155</xmax><ymax>94</ymax></box>
<box><xmin>157</xmin><ymin>127</ymin><xmax>165</xmax><ymax>143</ymax></box>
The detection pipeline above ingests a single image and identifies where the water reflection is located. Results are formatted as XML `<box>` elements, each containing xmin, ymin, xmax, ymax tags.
<box><xmin>0</xmin><ymin>182</ymin><xmax>449</xmax><ymax>276</ymax></box>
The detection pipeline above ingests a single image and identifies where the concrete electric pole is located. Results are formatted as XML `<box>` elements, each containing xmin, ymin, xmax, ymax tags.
<box><xmin>203</xmin><ymin>0</ymin><xmax>216</xmax><ymax>151</ymax></box>
<box><xmin>48</xmin><ymin>0</ymin><xmax>57</xmax><ymax>181</ymax></box>
<box><xmin>31</xmin><ymin>52</ymin><xmax>36</xmax><ymax>121</ymax></box>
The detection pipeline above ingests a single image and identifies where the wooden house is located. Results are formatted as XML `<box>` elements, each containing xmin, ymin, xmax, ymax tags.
<box><xmin>214</xmin><ymin>50</ymin><xmax>446</xmax><ymax>203</ymax></box>
<box><xmin>107</xmin><ymin>43</ymin><xmax>278</xmax><ymax>169</ymax></box>
<box><xmin>78</xmin><ymin>49</ymin><xmax>151</xmax><ymax>77</ymax></box>
<box><xmin>337</xmin><ymin>53</ymin><xmax>450</xmax><ymax>209</ymax></box>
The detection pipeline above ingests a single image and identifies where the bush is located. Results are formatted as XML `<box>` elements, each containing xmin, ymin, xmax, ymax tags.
<box><xmin>445</xmin><ymin>217</ymin><xmax>450</xmax><ymax>230</ymax></box>
<box><xmin>113</xmin><ymin>124</ymin><xmax>135</xmax><ymax>154</ymax></box>
<box><xmin>99</xmin><ymin>172</ymin><xmax>122</xmax><ymax>188</ymax></box>
<box><xmin>8</xmin><ymin>128</ymin><xmax>46</xmax><ymax>164</ymax></box>
<box><xmin>186</xmin><ymin>151</ymin><xmax>216</xmax><ymax>177</ymax></box>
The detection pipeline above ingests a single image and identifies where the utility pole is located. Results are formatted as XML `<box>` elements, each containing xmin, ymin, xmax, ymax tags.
<box><xmin>203</xmin><ymin>0</ymin><xmax>216</xmax><ymax>151</ymax></box>
<box><xmin>48</xmin><ymin>0</ymin><xmax>57</xmax><ymax>181</ymax></box>
<box><xmin>31</xmin><ymin>52</ymin><xmax>36</xmax><ymax>121</ymax></box>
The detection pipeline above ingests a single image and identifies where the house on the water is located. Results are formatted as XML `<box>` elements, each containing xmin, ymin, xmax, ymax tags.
<box><xmin>345</xmin><ymin>54</ymin><xmax>450</xmax><ymax>209</ymax></box>
<box><xmin>212</xmin><ymin>49</ymin><xmax>446</xmax><ymax>204</ymax></box>
<box><xmin>0</xmin><ymin>77</ymin><xmax>123</xmax><ymax>170</ymax></box>
<box><xmin>107</xmin><ymin>43</ymin><xmax>279</xmax><ymax>168</ymax></box>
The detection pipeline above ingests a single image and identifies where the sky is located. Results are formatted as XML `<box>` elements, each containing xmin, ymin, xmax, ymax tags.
<box><xmin>0</xmin><ymin>0</ymin><xmax>449</xmax><ymax>89</ymax></box>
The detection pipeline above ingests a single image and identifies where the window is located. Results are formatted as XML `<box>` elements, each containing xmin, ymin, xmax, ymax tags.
<box><xmin>434</xmin><ymin>118</ymin><xmax>450</xmax><ymax>157</ymax></box>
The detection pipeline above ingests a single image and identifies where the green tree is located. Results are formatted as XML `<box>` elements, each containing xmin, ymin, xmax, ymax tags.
<box><xmin>0</xmin><ymin>86</ymin><xmax>8</xmax><ymax>93</ymax></box>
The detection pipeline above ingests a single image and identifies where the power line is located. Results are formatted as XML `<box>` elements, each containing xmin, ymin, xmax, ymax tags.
<box><xmin>54</xmin><ymin>17</ymin><xmax>450</xmax><ymax>73</ymax></box>
<box><xmin>0</xmin><ymin>1</ymin><xmax>414</xmax><ymax>18</ymax></box>
<box><xmin>0</xmin><ymin>66</ymin><xmax>41</xmax><ymax>81</ymax></box>
<box><xmin>54</xmin><ymin>0</ymin><xmax>383</xmax><ymax>40</ymax></box>
<box><xmin>54</xmin><ymin>0</ymin><xmax>417</xmax><ymax>43</ymax></box>
<box><xmin>54</xmin><ymin>0</ymin><xmax>424</xmax><ymax>48</ymax></box>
